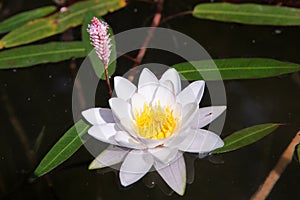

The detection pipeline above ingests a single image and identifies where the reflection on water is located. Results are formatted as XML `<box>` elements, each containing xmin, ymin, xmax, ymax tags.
<box><xmin>0</xmin><ymin>0</ymin><xmax>300</xmax><ymax>199</ymax></box>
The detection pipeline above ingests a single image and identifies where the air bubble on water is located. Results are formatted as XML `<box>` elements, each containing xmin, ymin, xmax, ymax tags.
<box><xmin>3</xmin><ymin>83</ymin><xmax>7</xmax><ymax>87</ymax></box>
<box><xmin>27</xmin><ymin>97</ymin><xmax>31</xmax><ymax>101</ymax></box>
<box><xmin>64</xmin><ymin>109</ymin><xmax>68</xmax><ymax>113</ymax></box>
<box><xmin>274</xmin><ymin>29</ymin><xmax>282</xmax><ymax>34</ymax></box>
<box><xmin>133</xmin><ymin>8</ymin><xmax>138</xmax><ymax>13</ymax></box>
<box><xmin>52</xmin><ymin>94</ymin><xmax>56</xmax><ymax>98</ymax></box>
<box><xmin>13</xmin><ymin>69</ymin><xmax>17</xmax><ymax>73</ymax></box>
<box><xmin>251</xmin><ymin>39</ymin><xmax>256</xmax><ymax>44</ymax></box>
<box><xmin>49</xmin><ymin>75</ymin><xmax>53</xmax><ymax>79</ymax></box>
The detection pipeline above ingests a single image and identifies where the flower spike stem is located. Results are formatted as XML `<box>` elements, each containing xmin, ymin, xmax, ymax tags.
<box><xmin>87</xmin><ymin>17</ymin><xmax>113</xmax><ymax>97</ymax></box>
<box><xmin>250</xmin><ymin>131</ymin><xmax>300</xmax><ymax>200</ymax></box>
<box><xmin>104</xmin><ymin>64</ymin><xmax>112</xmax><ymax>97</ymax></box>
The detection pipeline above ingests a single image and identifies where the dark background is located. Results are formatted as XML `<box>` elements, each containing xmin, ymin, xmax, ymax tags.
<box><xmin>0</xmin><ymin>0</ymin><xmax>299</xmax><ymax>199</ymax></box>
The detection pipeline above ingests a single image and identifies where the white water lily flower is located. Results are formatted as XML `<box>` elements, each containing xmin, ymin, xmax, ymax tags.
<box><xmin>82</xmin><ymin>68</ymin><xmax>225</xmax><ymax>195</ymax></box>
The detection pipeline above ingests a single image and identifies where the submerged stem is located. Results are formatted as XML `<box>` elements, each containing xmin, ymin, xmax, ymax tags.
<box><xmin>128</xmin><ymin>0</ymin><xmax>164</xmax><ymax>81</ymax></box>
<box><xmin>251</xmin><ymin>131</ymin><xmax>300</xmax><ymax>200</ymax></box>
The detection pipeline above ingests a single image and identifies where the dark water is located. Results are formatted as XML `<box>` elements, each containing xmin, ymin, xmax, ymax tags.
<box><xmin>0</xmin><ymin>0</ymin><xmax>300</xmax><ymax>199</ymax></box>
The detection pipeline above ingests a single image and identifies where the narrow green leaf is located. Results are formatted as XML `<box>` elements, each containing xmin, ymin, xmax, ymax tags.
<box><xmin>34</xmin><ymin>120</ymin><xmax>90</xmax><ymax>177</ymax></box>
<box><xmin>34</xmin><ymin>126</ymin><xmax>46</xmax><ymax>153</ymax></box>
<box><xmin>82</xmin><ymin>13</ymin><xmax>95</xmax><ymax>52</ymax></box>
<box><xmin>82</xmin><ymin>14</ymin><xmax>117</xmax><ymax>80</ymax></box>
<box><xmin>0</xmin><ymin>0</ymin><xmax>126</xmax><ymax>48</ymax></box>
<box><xmin>0</xmin><ymin>6</ymin><xmax>56</xmax><ymax>34</ymax></box>
<box><xmin>0</xmin><ymin>42</ymin><xmax>86</xmax><ymax>69</ymax></box>
<box><xmin>212</xmin><ymin>123</ymin><xmax>279</xmax><ymax>154</ymax></box>
<box><xmin>172</xmin><ymin>58</ymin><xmax>300</xmax><ymax>80</ymax></box>
<box><xmin>193</xmin><ymin>3</ymin><xmax>300</xmax><ymax>26</ymax></box>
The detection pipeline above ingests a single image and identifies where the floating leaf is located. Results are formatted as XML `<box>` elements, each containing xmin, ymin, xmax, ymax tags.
<box><xmin>82</xmin><ymin>14</ymin><xmax>117</xmax><ymax>80</ymax></box>
<box><xmin>193</xmin><ymin>3</ymin><xmax>300</xmax><ymax>26</ymax></box>
<box><xmin>172</xmin><ymin>58</ymin><xmax>300</xmax><ymax>80</ymax></box>
<box><xmin>0</xmin><ymin>6</ymin><xmax>56</xmax><ymax>34</ymax></box>
<box><xmin>0</xmin><ymin>42</ymin><xmax>86</xmax><ymax>69</ymax></box>
<box><xmin>34</xmin><ymin>120</ymin><xmax>90</xmax><ymax>177</ymax></box>
<box><xmin>0</xmin><ymin>0</ymin><xmax>126</xmax><ymax>48</ymax></box>
<box><xmin>212</xmin><ymin>123</ymin><xmax>279</xmax><ymax>154</ymax></box>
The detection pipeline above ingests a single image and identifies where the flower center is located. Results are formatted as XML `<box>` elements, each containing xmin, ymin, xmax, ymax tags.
<box><xmin>134</xmin><ymin>102</ymin><xmax>178</xmax><ymax>140</ymax></box>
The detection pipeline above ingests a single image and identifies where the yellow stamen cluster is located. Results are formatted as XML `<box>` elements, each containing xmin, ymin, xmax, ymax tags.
<box><xmin>134</xmin><ymin>102</ymin><xmax>177</xmax><ymax>140</ymax></box>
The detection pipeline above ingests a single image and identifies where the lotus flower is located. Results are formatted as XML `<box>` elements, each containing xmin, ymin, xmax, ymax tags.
<box><xmin>82</xmin><ymin>68</ymin><xmax>225</xmax><ymax>195</ymax></box>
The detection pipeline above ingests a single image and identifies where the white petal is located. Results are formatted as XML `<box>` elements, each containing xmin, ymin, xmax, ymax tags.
<box><xmin>82</xmin><ymin>108</ymin><xmax>114</xmax><ymax>125</ymax></box>
<box><xmin>136</xmin><ymin>137</ymin><xmax>164</xmax><ymax>148</ymax></box>
<box><xmin>88</xmin><ymin>124</ymin><xmax>119</xmax><ymax>144</ymax></box>
<box><xmin>176</xmin><ymin>80</ymin><xmax>205</xmax><ymax>106</ymax></box>
<box><xmin>109</xmin><ymin>98</ymin><xmax>133</xmax><ymax>121</ymax></box>
<box><xmin>148</xmin><ymin>147</ymin><xmax>178</xmax><ymax>164</ymax></box>
<box><xmin>138</xmin><ymin>68</ymin><xmax>158</xmax><ymax>87</ymax></box>
<box><xmin>119</xmin><ymin>118</ymin><xmax>138</xmax><ymax>137</ymax></box>
<box><xmin>120</xmin><ymin>150</ymin><xmax>154</xmax><ymax>186</ymax></box>
<box><xmin>131</xmin><ymin>93</ymin><xmax>147</xmax><ymax>116</ymax></box>
<box><xmin>89</xmin><ymin>145</ymin><xmax>129</xmax><ymax>169</ymax></box>
<box><xmin>171</xmin><ymin>103</ymin><xmax>182</xmax><ymax>118</ymax></box>
<box><xmin>160</xmin><ymin>80</ymin><xmax>175</xmax><ymax>94</ymax></box>
<box><xmin>159</xmin><ymin>68</ymin><xmax>181</xmax><ymax>95</ymax></box>
<box><xmin>114</xmin><ymin>76</ymin><xmax>137</xmax><ymax>101</ymax></box>
<box><xmin>138</xmin><ymin>69</ymin><xmax>159</xmax><ymax>103</ymax></box>
<box><xmin>199</xmin><ymin>129</ymin><xmax>224</xmax><ymax>152</ymax></box>
<box><xmin>138</xmin><ymin>82</ymin><xmax>159</xmax><ymax>103</ymax></box>
<box><xmin>177</xmin><ymin>129</ymin><xmax>224</xmax><ymax>153</ymax></box>
<box><xmin>182</xmin><ymin>103</ymin><xmax>198</xmax><ymax>122</ymax></box>
<box><xmin>115</xmin><ymin>131</ymin><xmax>146</xmax><ymax>149</ymax></box>
<box><xmin>152</xmin><ymin>84</ymin><xmax>176</xmax><ymax>107</ymax></box>
<box><xmin>180</xmin><ymin>103</ymin><xmax>199</xmax><ymax>131</ymax></box>
<box><xmin>163</xmin><ymin>129</ymin><xmax>189</xmax><ymax>148</ymax></box>
<box><xmin>154</xmin><ymin>152</ymin><xmax>186</xmax><ymax>196</ymax></box>
<box><xmin>192</xmin><ymin>106</ymin><xmax>226</xmax><ymax>128</ymax></box>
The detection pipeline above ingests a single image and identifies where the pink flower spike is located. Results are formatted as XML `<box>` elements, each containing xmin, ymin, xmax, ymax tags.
<box><xmin>87</xmin><ymin>17</ymin><xmax>112</xmax><ymax>66</ymax></box>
